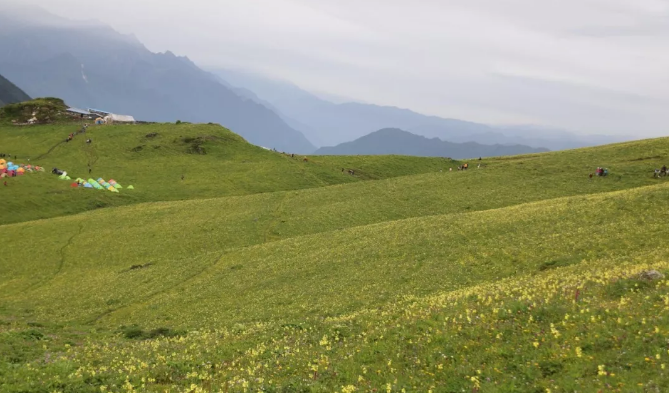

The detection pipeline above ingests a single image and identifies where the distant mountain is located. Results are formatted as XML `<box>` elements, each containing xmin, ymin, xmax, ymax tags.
<box><xmin>213</xmin><ymin>69</ymin><xmax>627</xmax><ymax>151</ymax></box>
<box><xmin>0</xmin><ymin>73</ymin><xmax>30</xmax><ymax>106</ymax></box>
<box><xmin>0</xmin><ymin>7</ymin><xmax>314</xmax><ymax>153</ymax></box>
<box><xmin>315</xmin><ymin>128</ymin><xmax>549</xmax><ymax>159</ymax></box>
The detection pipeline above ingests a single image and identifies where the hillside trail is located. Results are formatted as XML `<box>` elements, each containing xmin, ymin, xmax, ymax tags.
<box><xmin>263</xmin><ymin>192</ymin><xmax>289</xmax><ymax>243</ymax></box>
<box><xmin>35</xmin><ymin>140</ymin><xmax>65</xmax><ymax>161</ymax></box>
<box><xmin>89</xmin><ymin>193</ymin><xmax>291</xmax><ymax>324</ymax></box>
<box><xmin>18</xmin><ymin>223</ymin><xmax>85</xmax><ymax>294</ymax></box>
<box><xmin>83</xmin><ymin>139</ymin><xmax>99</xmax><ymax>170</ymax></box>
<box><xmin>281</xmin><ymin>153</ymin><xmax>330</xmax><ymax>187</ymax></box>
<box><xmin>87</xmin><ymin>250</ymin><xmax>230</xmax><ymax>325</ymax></box>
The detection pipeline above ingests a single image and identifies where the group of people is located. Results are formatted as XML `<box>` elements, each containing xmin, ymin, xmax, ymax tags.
<box><xmin>66</xmin><ymin>124</ymin><xmax>90</xmax><ymax>143</ymax></box>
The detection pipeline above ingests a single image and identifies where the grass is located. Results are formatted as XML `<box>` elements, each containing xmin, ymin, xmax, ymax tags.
<box><xmin>0</xmin><ymin>122</ymin><xmax>452</xmax><ymax>224</ymax></box>
<box><xmin>1</xmin><ymin>119</ymin><xmax>669</xmax><ymax>392</ymax></box>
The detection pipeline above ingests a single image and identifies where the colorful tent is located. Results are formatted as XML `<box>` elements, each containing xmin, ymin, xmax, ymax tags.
<box><xmin>84</xmin><ymin>183</ymin><xmax>93</xmax><ymax>188</ymax></box>
<box><xmin>0</xmin><ymin>159</ymin><xmax>6</xmax><ymax>165</ymax></box>
<box><xmin>127</xmin><ymin>185</ymin><xmax>134</xmax><ymax>190</ymax></box>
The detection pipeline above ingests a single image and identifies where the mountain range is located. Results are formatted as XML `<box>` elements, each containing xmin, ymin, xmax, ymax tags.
<box><xmin>212</xmin><ymin>69</ymin><xmax>630</xmax><ymax>151</ymax></box>
<box><xmin>315</xmin><ymin>128</ymin><xmax>549</xmax><ymax>158</ymax></box>
<box><xmin>0</xmin><ymin>6</ymin><xmax>315</xmax><ymax>153</ymax></box>
<box><xmin>0</xmin><ymin>73</ymin><xmax>30</xmax><ymax>107</ymax></box>
<box><xmin>0</xmin><ymin>6</ymin><xmax>629</xmax><ymax>156</ymax></box>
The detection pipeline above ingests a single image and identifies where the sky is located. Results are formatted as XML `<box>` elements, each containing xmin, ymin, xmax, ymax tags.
<box><xmin>7</xmin><ymin>0</ymin><xmax>669</xmax><ymax>136</ymax></box>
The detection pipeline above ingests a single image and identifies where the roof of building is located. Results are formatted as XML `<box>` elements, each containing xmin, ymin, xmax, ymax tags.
<box><xmin>66</xmin><ymin>107</ymin><xmax>91</xmax><ymax>115</ymax></box>
<box><xmin>88</xmin><ymin>108</ymin><xmax>111</xmax><ymax>114</ymax></box>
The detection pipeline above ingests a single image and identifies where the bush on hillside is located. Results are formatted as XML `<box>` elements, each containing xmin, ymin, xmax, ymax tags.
<box><xmin>120</xmin><ymin>325</ymin><xmax>185</xmax><ymax>340</ymax></box>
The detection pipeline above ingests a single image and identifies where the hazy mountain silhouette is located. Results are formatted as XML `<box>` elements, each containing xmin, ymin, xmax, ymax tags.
<box><xmin>315</xmin><ymin>128</ymin><xmax>549</xmax><ymax>158</ymax></box>
<box><xmin>213</xmin><ymin>69</ymin><xmax>627</xmax><ymax>150</ymax></box>
<box><xmin>0</xmin><ymin>73</ymin><xmax>30</xmax><ymax>106</ymax></box>
<box><xmin>0</xmin><ymin>6</ymin><xmax>315</xmax><ymax>153</ymax></box>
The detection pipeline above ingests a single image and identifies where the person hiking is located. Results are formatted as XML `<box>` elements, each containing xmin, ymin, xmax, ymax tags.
<box><xmin>88</xmin><ymin>168</ymin><xmax>92</xmax><ymax>174</ymax></box>
<box><xmin>3</xmin><ymin>181</ymin><xmax>7</xmax><ymax>186</ymax></box>
<box><xmin>181</xmin><ymin>174</ymin><xmax>185</xmax><ymax>181</ymax></box>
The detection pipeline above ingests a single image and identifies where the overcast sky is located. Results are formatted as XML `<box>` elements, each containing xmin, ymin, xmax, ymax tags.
<box><xmin>9</xmin><ymin>0</ymin><xmax>669</xmax><ymax>135</ymax></box>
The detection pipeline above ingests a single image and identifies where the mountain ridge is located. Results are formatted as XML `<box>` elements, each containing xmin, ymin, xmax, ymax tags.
<box><xmin>0</xmin><ymin>73</ymin><xmax>30</xmax><ymax>106</ymax></box>
<box><xmin>315</xmin><ymin>128</ymin><xmax>549</xmax><ymax>158</ymax></box>
<box><xmin>0</xmin><ymin>10</ymin><xmax>315</xmax><ymax>153</ymax></box>
<box><xmin>212</xmin><ymin>68</ymin><xmax>630</xmax><ymax>150</ymax></box>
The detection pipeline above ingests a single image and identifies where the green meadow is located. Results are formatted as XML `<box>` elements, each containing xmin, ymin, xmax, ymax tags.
<box><xmin>1</xmin><ymin>119</ymin><xmax>669</xmax><ymax>392</ymax></box>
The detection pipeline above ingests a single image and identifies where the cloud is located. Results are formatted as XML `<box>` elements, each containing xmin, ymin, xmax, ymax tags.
<box><xmin>7</xmin><ymin>0</ymin><xmax>669</xmax><ymax>136</ymax></box>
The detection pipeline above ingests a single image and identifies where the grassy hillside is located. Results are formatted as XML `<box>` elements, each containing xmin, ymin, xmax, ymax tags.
<box><xmin>2</xmin><ymin>120</ymin><xmax>667</xmax><ymax>226</ymax></box>
<box><xmin>2</xmin><ymin>182</ymin><xmax>668</xmax><ymax>327</ymax></box>
<box><xmin>1</xmin><ymin>120</ymin><xmax>669</xmax><ymax>392</ymax></box>
<box><xmin>2</xmin><ymin>184</ymin><xmax>669</xmax><ymax>391</ymax></box>
<box><xmin>0</xmin><ymin>122</ymin><xmax>451</xmax><ymax>224</ymax></box>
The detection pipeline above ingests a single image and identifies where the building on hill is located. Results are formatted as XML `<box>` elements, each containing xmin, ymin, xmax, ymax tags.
<box><xmin>66</xmin><ymin>107</ymin><xmax>95</xmax><ymax>119</ymax></box>
<box><xmin>103</xmin><ymin>113</ymin><xmax>136</xmax><ymax>124</ymax></box>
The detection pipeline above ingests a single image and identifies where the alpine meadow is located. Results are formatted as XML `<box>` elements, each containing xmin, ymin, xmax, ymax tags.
<box><xmin>1</xmin><ymin>102</ymin><xmax>669</xmax><ymax>393</ymax></box>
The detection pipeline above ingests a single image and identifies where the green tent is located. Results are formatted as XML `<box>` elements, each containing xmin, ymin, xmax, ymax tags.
<box><xmin>127</xmin><ymin>185</ymin><xmax>134</xmax><ymax>190</ymax></box>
